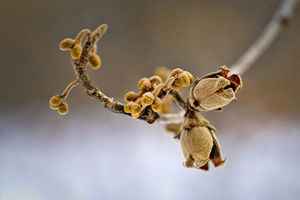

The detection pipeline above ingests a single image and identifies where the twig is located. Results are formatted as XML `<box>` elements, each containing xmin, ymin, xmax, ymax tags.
<box><xmin>231</xmin><ymin>0</ymin><xmax>298</xmax><ymax>75</ymax></box>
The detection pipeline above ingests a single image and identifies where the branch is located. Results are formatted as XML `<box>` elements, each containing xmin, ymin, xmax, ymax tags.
<box><xmin>230</xmin><ymin>0</ymin><xmax>298</xmax><ymax>75</ymax></box>
<box><xmin>72</xmin><ymin>30</ymin><xmax>160</xmax><ymax>124</ymax></box>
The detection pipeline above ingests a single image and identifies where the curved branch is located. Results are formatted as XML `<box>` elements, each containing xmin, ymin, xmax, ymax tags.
<box><xmin>231</xmin><ymin>0</ymin><xmax>298</xmax><ymax>75</ymax></box>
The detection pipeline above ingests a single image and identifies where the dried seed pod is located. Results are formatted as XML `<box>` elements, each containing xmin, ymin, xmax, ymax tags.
<box><xmin>70</xmin><ymin>43</ymin><xmax>82</xmax><ymax>59</ymax></box>
<box><xmin>189</xmin><ymin>67</ymin><xmax>242</xmax><ymax>111</ymax></box>
<box><xmin>89</xmin><ymin>53</ymin><xmax>102</xmax><ymax>70</ymax></box>
<box><xmin>59</xmin><ymin>38</ymin><xmax>75</xmax><ymax>51</ymax></box>
<box><xmin>180</xmin><ymin>111</ymin><xmax>224</xmax><ymax>170</ymax></box>
<box><xmin>49</xmin><ymin>95</ymin><xmax>62</xmax><ymax>110</ymax></box>
<box><xmin>57</xmin><ymin>102</ymin><xmax>69</xmax><ymax>115</ymax></box>
<box><xmin>141</xmin><ymin>92</ymin><xmax>155</xmax><ymax>106</ymax></box>
<box><xmin>137</xmin><ymin>78</ymin><xmax>152</xmax><ymax>91</ymax></box>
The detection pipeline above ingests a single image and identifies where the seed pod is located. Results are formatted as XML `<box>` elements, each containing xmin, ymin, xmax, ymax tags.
<box><xmin>180</xmin><ymin>111</ymin><xmax>224</xmax><ymax>170</ymax></box>
<box><xmin>137</xmin><ymin>78</ymin><xmax>152</xmax><ymax>91</ymax></box>
<box><xmin>49</xmin><ymin>95</ymin><xmax>62</xmax><ymax>110</ymax></box>
<box><xmin>70</xmin><ymin>43</ymin><xmax>82</xmax><ymax>59</ymax></box>
<box><xmin>59</xmin><ymin>38</ymin><xmax>75</xmax><ymax>51</ymax></box>
<box><xmin>57</xmin><ymin>102</ymin><xmax>69</xmax><ymax>115</ymax></box>
<box><xmin>141</xmin><ymin>92</ymin><xmax>155</xmax><ymax>106</ymax></box>
<box><xmin>89</xmin><ymin>53</ymin><xmax>102</xmax><ymax>70</ymax></box>
<box><xmin>189</xmin><ymin>67</ymin><xmax>242</xmax><ymax>111</ymax></box>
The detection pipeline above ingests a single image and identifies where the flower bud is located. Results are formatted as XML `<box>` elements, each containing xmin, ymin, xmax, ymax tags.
<box><xmin>59</xmin><ymin>38</ymin><xmax>75</xmax><ymax>51</ymax></box>
<box><xmin>124</xmin><ymin>91</ymin><xmax>140</xmax><ymax>102</ymax></box>
<box><xmin>151</xmin><ymin>97</ymin><xmax>163</xmax><ymax>113</ymax></box>
<box><xmin>49</xmin><ymin>95</ymin><xmax>62</xmax><ymax>110</ymax></box>
<box><xmin>141</xmin><ymin>92</ymin><xmax>155</xmax><ymax>106</ymax></box>
<box><xmin>149</xmin><ymin>75</ymin><xmax>162</xmax><ymax>86</ymax></box>
<box><xmin>137</xmin><ymin>78</ymin><xmax>152</xmax><ymax>91</ymax></box>
<box><xmin>173</xmin><ymin>71</ymin><xmax>192</xmax><ymax>89</ymax></box>
<box><xmin>70</xmin><ymin>43</ymin><xmax>82</xmax><ymax>59</ymax></box>
<box><xmin>57</xmin><ymin>102</ymin><xmax>69</xmax><ymax>115</ymax></box>
<box><xmin>89</xmin><ymin>53</ymin><xmax>102</xmax><ymax>70</ymax></box>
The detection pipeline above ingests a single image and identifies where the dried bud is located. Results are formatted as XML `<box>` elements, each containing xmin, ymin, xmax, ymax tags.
<box><xmin>151</xmin><ymin>97</ymin><xmax>163</xmax><ymax>113</ymax></box>
<box><xmin>89</xmin><ymin>53</ymin><xmax>102</xmax><ymax>70</ymax></box>
<box><xmin>57</xmin><ymin>102</ymin><xmax>69</xmax><ymax>115</ymax></box>
<box><xmin>189</xmin><ymin>67</ymin><xmax>242</xmax><ymax>111</ymax></box>
<box><xmin>70</xmin><ymin>43</ymin><xmax>82</xmax><ymax>59</ymax></box>
<box><xmin>49</xmin><ymin>95</ymin><xmax>62</xmax><ymax>110</ymax></box>
<box><xmin>59</xmin><ymin>38</ymin><xmax>75</xmax><ymax>51</ymax></box>
<box><xmin>124</xmin><ymin>91</ymin><xmax>140</xmax><ymax>102</ymax></box>
<box><xmin>141</xmin><ymin>92</ymin><xmax>155</xmax><ymax>106</ymax></box>
<box><xmin>137</xmin><ymin>78</ymin><xmax>152</xmax><ymax>91</ymax></box>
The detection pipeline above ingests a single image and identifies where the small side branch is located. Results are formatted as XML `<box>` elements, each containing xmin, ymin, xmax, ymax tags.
<box><xmin>231</xmin><ymin>0</ymin><xmax>298</xmax><ymax>75</ymax></box>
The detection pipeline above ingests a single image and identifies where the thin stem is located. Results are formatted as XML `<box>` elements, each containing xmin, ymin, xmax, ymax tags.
<box><xmin>231</xmin><ymin>0</ymin><xmax>298</xmax><ymax>75</ymax></box>
<box><xmin>61</xmin><ymin>79</ymin><xmax>79</xmax><ymax>99</ymax></box>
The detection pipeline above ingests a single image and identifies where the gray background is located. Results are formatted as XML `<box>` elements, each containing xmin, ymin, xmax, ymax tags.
<box><xmin>0</xmin><ymin>0</ymin><xmax>300</xmax><ymax>199</ymax></box>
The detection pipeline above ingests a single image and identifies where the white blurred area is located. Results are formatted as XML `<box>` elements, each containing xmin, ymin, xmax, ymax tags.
<box><xmin>0</xmin><ymin>105</ymin><xmax>299</xmax><ymax>200</ymax></box>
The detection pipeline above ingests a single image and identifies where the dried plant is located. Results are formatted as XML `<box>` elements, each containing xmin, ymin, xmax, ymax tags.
<box><xmin>49</xmin><ymin>0</ymin><xmax>297</xmax><ymax>171</ymax></box>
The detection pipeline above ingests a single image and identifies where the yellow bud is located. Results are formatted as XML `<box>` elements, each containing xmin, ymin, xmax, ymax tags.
<box><xmin>174</xmin><ymin>72</ymin><xmax>191</xmax><ymax>88</ymax></box>
<box><xmin>130</xmin><ymin>102</ymin><xmax>142</xmax><ymax>115</ymax></box>
<box><xmin>124</xmin><ymin>91</ymin><xmax>139</xmax><ymax>102</ymax></box>
<box><xmin>170</xmin><ymin>68</ymin><xmax>184</xmax><ymax>77</ymax></box>
<box><xmin>57</xmin><ymin>102</ymin><xmax>69</xmax><ymax>115</ymax></box>
<box><xmin>75</xmin><ymin>29</ymin><xmax>90</xmax><ymax>44</ymax></box>
<box><xmin>149</xmin><ymin>75</ymin><xmax>162</xmax><ymax>86</ymax></box>
<box><xmin>59</xmin><ymin>38</ymin><xmax>75</xmax><ymax>51</ymax></box>
<box><xmin>88</xmin><ymin>53</ymin><xmax>102</xmax><ymax>70</ymax></box>
<box><xmin>141</xmin><ymin>92</ymin><xmax>155</xmax><ymax>106</ymax></box>
<box><xmin>124</xmin><ymin>103</ymin><xmax>132</xmax><ymax>113</ymax></box>
<box><xmin>70</xmin><ymin>44</ymin><xmax>82</xmax><ymax>59</ymax></box>
<box><xmin>185</xmin><ymin>71</ymin><xmax>194</xmax><ymax>83</ymax></box>
<box><xmin>137</xmin><ymin>78</ymin><xmax>152</xmax><ymax>91</ymax></box>
<box><xmin>49</xmin><ymin>95</ymin><xmax>62</xmax><ymax>110</ymax></box>
<box><xmin>151</xmin><ymin>97</ymin><xmax>163</xmax><ymax>113</ymax></box>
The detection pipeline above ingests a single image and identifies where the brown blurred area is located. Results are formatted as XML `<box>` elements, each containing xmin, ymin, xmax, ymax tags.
<box><xmin>0</xmin><ymin>0</ymin><xmax>300</xmax><ymax>200</ymax></box>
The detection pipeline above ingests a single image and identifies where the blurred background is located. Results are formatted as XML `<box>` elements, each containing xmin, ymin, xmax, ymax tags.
<box><xmin>1</xmin><ymin>0</ymin><xmax>300</xmax><ymax>199</ymax></box>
